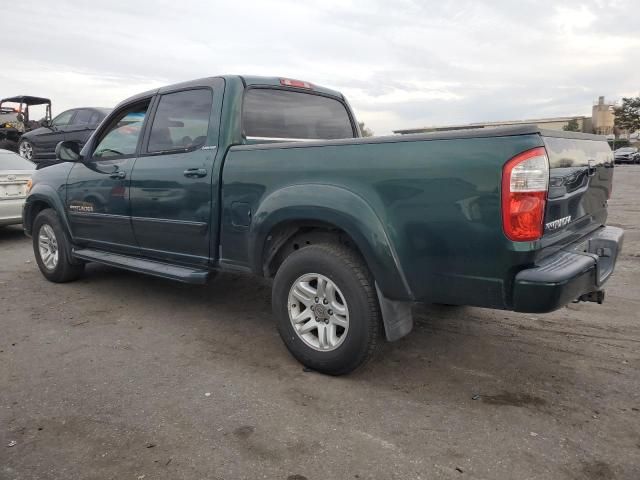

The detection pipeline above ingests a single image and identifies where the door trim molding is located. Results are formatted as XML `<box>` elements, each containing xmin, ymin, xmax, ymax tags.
<box><xmin>68</xmin><ymin>211</ymin><xmax>130</xmax><ymax>222</ymax></box>
<box><xmin>68</xmin><ymin>211</ymin><xmax>207</xmax><ymax>229</ymax></box>
<box><xmin>131</xmin><ymin>216</ymin><xmax>207</xmax><ymax>228</ymax></box>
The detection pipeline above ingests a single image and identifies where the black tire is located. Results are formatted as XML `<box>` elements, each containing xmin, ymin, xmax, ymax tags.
<box><xmin>32</xmin><ymin>209</ymin><xmax>84</xmax><ymax>283</ymax></box>
<box><xmin>18</xmin><ymin>139</ymin><xmax>34</xmax><ymax>161</ymax></box>
<box><xmin>272</xmin><ymin>242</ymin><xmax>382</xmax><ymax>375</ymax></box>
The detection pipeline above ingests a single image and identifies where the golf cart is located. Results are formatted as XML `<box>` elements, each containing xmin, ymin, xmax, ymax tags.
<box><xmin>0</xmin><ymin>96</ymin><xmax>52</xmax><ymax>153</ymax></box>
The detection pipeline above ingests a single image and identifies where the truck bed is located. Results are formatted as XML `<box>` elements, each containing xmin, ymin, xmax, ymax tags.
<box><xmin>234</xmin><ymin>125</ymin><xmax>605</xmax><ymax>151</ymax></box>
<box><xmin>221</xmin><ymin>125</ymin><xmax>612</xmax><ymax>310</ymax></box>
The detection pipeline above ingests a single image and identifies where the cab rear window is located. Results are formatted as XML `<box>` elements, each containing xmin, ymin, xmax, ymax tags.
<box><xmin>243</xmin><ymin>89</ymin><xmax>354</xmax><ymax>140</ymax></box>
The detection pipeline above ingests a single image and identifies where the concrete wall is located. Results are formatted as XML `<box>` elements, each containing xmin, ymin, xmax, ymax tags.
<box><xmin>533</xmin><ymin>118</ymin><xmax>586</xmax><ymax>132</ymax></box>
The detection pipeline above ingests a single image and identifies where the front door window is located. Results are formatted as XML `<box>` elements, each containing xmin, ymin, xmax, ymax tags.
<box><xmin>93</xmin><ymin>104</ymin><xmax>149</xmax><ymax>159</ymax></box>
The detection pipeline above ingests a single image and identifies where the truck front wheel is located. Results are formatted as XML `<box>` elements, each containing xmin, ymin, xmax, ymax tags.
<box><xmin>32</xmin><ymin>209</ymin><xmax>84</xmax><ymax>283</ymax></box>
<box><xmin>272</xmin><ymin>243</ymin><xmax>382</xmax><ymax>375</ymax></box>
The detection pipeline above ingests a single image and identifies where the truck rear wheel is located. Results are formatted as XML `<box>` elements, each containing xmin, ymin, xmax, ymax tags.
<box><xmin>272</xmin><ymin>242</ymin><xmax>382</xmax><ymax>375</ymax></box>
<box><xmin>32</xmin><ymin>209</ymin><xmax>84</xmax><ymax>283</ymax></box>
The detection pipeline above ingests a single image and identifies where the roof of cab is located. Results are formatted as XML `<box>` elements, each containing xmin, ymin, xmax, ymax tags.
<box><xmin>0</xmin><ymin>95</ymin><xmax>51</xmax><ymax>106</ymax></box>
<box><xmin>238</xmin><ymin>75</ymin><xmax>344</xmax><ymax>98</ymax></box>
<box><xmin>114</xmin><ymin>75</ymin><xmax>345</xmax><ymax>110</ymax></box>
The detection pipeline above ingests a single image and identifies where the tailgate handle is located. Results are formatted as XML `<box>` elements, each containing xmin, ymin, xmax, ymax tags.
<box><xmin>587</xmin><ymin>159</ymin><xmax>596</xmax><ymax>177</ymax></box>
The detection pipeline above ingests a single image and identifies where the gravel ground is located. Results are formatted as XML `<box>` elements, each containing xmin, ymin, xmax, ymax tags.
<box><xmin>1</xmin><ymin>166</ymin><xmax>639</xmax><ymax>480</ymax></box>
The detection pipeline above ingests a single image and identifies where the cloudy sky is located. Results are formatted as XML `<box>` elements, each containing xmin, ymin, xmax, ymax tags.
<box><xmin>2</xmin><ymin>0</ymin><xmax>638</xmax><ymax>134</ymax></box>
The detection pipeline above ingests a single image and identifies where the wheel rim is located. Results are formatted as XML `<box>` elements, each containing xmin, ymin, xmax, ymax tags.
<box><xmin>19</xmin><ymin>141</ymin><xmax>33</xmax><ymax>160</ymax></box>
<box><xmin>38</xmin><ymin>224</ymin><xmax>59</xmax><ymax>270</ymax></box>
<box><xmin>288</xmin><ymin>273</ymin><xmax>349</xmax><ymax>352</ymax></box>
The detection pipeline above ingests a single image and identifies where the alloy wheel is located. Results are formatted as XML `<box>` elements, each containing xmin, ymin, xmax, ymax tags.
<box><xmin>38</xmin><ymin>224</ymin><xmax>59</xmax><ymax>270</ymax></box>
<box><xmin>19</xmin><ymin>141</ymin><xmax>33</xmax><ymax>160</ymax></box>
<box><xmin>288</xmin><ymin>273</ymin><xmax>349</xmax><ymax>351</ymax></box>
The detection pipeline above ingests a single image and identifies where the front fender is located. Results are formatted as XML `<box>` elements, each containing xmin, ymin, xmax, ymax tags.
<box><xmin>23</xmin><ymin>183</ymin><xmax>71</xmax><ymax>239</ymax></box>
<box><xmin>249</xmin><ymin>184</ymin><xmax>413</xmax><ymax>301</ymax></box>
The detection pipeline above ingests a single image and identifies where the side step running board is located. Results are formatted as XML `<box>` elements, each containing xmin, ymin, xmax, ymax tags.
<box><xmin>73</xmin><ymin>249</ymin><xmax>209</xmax><ymax>284</ymax></box>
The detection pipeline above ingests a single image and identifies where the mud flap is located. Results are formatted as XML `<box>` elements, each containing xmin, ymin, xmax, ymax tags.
<box><xmin>375</xmin><ymin>283</ymin><xmax>414</xmax><ymax>341</ymax></box>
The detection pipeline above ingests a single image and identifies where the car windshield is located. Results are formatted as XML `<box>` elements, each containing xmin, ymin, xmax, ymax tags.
<box><xmin>616</xmin><ymin>148</ymin><xmax>636</xmax><ymax>153</ymax></box>
<box><xmin>0</xmin><ymin>150</ymin><xmax>35</xmax><ymax>170</ymax></box>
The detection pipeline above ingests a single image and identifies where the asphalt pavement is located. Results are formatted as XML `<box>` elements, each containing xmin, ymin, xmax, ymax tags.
<box><xmin>1</xmin><ymin>167</ymin><xmax>639</xmax><ymax>480</ymax></box>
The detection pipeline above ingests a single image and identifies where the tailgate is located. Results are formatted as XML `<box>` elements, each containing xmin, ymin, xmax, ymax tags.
<box><xmin>0</xmin><ymin>171</ymin><xmax>32</xmax><ymax>200</ymax></box>
<box><xmin>541</xmin><ymin>133</ymin><xmax>614</xmax><ymax>243</ymax></box>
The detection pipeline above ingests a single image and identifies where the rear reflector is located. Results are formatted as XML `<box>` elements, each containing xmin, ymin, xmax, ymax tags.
<box><xmin>502</xmin><ymin>147</ymin><xmax>549</xmax><ymax>241</ymax></box>
<box><xmin>280</xmin><ymin>78</ymin><xmax>313</xmax><ymax>89</ymax></box>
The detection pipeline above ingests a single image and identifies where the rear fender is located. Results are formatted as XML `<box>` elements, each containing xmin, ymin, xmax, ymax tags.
<box><xmin>249</xmin><ymin>184</ymin><xmax>413</xmax><ymax>302</ymax></box>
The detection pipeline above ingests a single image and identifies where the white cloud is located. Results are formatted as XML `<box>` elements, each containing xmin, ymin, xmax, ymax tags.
<box><xmin>1</xmin><ymin>0</ymin><xmax>638</xmax><ymax>134</ymax></box>
<box><xmin>552</xmin><ymin>5</ymin><xmax>597</xmax><ymax>31</ymax></box>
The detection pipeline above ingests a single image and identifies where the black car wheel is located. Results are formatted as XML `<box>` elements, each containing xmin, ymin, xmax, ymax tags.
<box><xmin>272</xmin><ymin>242</ymin><xmax>382</xmax><ymax>375</ymax></box>
<box><xmin>18</xmin><ymin>139</ymin><xmax>34</xmax><ymax>160</ymax></box>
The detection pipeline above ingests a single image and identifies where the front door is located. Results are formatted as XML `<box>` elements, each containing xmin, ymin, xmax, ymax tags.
<box><xmin>66</xmin><ymin>100</ymin><xmax>151</xmax><ymax>253</ymax></box>
<box><xmin>130</xmin><ymin>87</ymin><xmax>218</xmax><ymax>266</ymax></box>
<box><xmin>36</xmin><ymin>109</ymin><xmax>76</xmax><ymax>157</ymax></box>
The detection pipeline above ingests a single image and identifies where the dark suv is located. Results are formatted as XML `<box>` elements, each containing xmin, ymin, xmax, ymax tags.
<box><xmin>18</xmin><ymin>107</ymin><xmax>111</xmax><ymax>164</ymax></box>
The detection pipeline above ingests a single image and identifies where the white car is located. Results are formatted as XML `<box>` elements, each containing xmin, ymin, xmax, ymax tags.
<box><xmin>0</xmin><ymin>149</ymin><xmax>34</xmax><ymax>226</ymax></box>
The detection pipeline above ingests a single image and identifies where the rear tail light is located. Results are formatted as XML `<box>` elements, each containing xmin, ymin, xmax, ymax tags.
<box><xmin>502</xmin><ymin>146</ymin><xmax>549</xmax><ymax>241</ymax></box>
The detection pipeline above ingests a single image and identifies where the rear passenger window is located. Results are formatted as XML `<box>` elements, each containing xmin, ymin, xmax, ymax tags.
<box><xmin>243</xmin><ymin>89</ymin><xmax>355</xmax><ymax>140</ymax></box>
<box><xmin>148</xmin><ymin>89</ymin><xmax>213</xmax><ymax>153</ymax></box>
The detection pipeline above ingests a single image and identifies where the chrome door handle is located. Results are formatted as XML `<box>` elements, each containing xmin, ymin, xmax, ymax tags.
<box><xmin>184</xmin><ymin>168</ymin><xmax>207</xmax><ymax>178</ymax></box>
<box><xmin>109</xmin><ymin>171</ymin><xmax>126</xmax><ymax>179</ymax></box>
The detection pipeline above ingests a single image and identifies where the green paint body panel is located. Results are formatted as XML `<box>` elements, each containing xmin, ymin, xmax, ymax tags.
<box><xmin>221</xmin><ymin>133</ymin><xmax>543</xmax><ymax>306</ymax></box>
<box><xmin>23</xmin><ymin>75</ymin><xmax>622</xmax><ymax>315</ymax></box>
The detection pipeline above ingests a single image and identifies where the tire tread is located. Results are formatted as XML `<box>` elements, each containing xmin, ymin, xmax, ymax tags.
<box><xmin>273</xmin><ymin>241</ymin><xmax>382</xmax><ymax>375</ymax></box>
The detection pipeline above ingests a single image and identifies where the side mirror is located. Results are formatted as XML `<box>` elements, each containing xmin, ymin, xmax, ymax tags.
<box><xmin>41</xmin><ymin>119</ymin><xmax>51</xmax><ymax>127</ymax></box>
<box><xmin>55</xmin><ymin>140</ymin><xmax>82</xmax><ymax>162</ymax></box>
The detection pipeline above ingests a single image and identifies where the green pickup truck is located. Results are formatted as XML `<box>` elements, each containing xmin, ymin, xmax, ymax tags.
<box><xmin>23</xmin><ymin>75</ymin><xmax>623</xmax><ymax>374</ymax></box>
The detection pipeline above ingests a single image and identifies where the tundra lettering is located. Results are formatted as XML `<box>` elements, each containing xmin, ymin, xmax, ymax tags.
<box><xmin>545</xmin><ymin>215</ymin><xmax>572</xmax><ymax>231</ymax></box>
<box><xmin>22</xmin><ymin>75</ymin><xmax>624</xmax><ymax>375</ymax></box>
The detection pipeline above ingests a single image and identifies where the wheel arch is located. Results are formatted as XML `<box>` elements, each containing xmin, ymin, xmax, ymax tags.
<box><xmin>23</xmin><ymin>184</ymin><xmax>71</xmax><ymax>239</ymax></box>
<box><xmin>248</xmin><ymin>184</ymin><xmax>413</xmax><ymax>302</ymax></box>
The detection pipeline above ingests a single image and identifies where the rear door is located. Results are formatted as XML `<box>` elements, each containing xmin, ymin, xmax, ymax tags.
<box><xmin>130</xmin><ymin>81</ymin><xmax>222</xmax><ymax>266</ymax></box>
<box><xmin>66</xmin><ymin>100</ymin><xmax>151</xmax><ymax>253</ymax></box>
<box><xmin>542</xmin><ymin>133</ymin><xmax>614</xmax><ymax>245</ymax></box>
